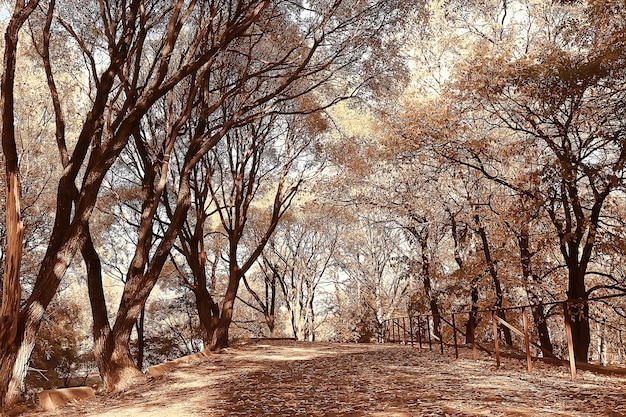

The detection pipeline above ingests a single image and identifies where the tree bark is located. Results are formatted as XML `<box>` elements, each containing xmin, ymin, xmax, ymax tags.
<box><xmin>83</xmin><ymin>226</ymin><xmax>117</xmax><ymax>390</ymax></box>
<box><xmin>135</xmin><ymin>307</ymin><xmax>145</xmax><ymax>370</ymax></box>
<box><xmin>209</xmin><ymin>287</ymin><xmax>239</xmax><ymax>350</ymax></box>
<box><xmin>530</xmin><ymin>302</ymin><xmax>553</xmax><ymax>357</ymax></box>
<box><xmin>465</xmin><ymin>281</ymin><xmax>479</xmax><ymax>345</ymax></box>
<box><xmin>195</xmin><ymin>285</ymin><xmax>221</xmax><ymax>349</ymax></box>
<box><xmin>0</xmin><ymin>0</ymin><xmax>38</xmax><ymax>411</ymax></box>
<box><xmin>567</xmin><ymin>266</ymin><xmax>590</xmax><ymax>363</ymax></box>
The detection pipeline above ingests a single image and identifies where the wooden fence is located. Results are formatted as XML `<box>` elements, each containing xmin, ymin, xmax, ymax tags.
<box><xmin>381</xmin><ymin>295</ymin><xmax>626</xmax><ymax>380</ymax></box>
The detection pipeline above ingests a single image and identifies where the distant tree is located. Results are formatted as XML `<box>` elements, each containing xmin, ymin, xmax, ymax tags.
<box><xmin>261</xmin><ymin>205</ymin><xmax>340</xmax><ymax>341</ymax></box>
<box><xmin>402</xmin><ymin>0</ymin><xmax>626</xmax><ymax>362</ymax></box>
<box><xmin>335</xmin><ymin>212</ymin><xmax>412</xmax><ymax>341</ymax></box>
<box><xmin>239</xmin><ymin>248</ymin><xmax>282</xmax><ymax>338</ymax></box>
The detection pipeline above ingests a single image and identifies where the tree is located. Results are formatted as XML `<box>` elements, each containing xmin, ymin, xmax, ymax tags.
<box><xmin>76</xmin><ymin>0</ymin><xmax>414</xmax><ymax>393</ymax></box>
<box><xmin>335</xmin><ymin>212</ymin><xmax>413</xmax><ymax>341</ymax></box>
<box><xmin>402</xmin><ymin>0</ymin><xmax>626</xmax><ymax>362</ymax></box>
<box><xmin>2</xmin><ymin>0</ymin><xmax>277</xmax><ymax>404</ymax></box>
<box><xmin>203</xmin><ymin>112</ymin><xmax>321</xmax><ymax>349</ymax></box>
<box><xmin>262</xmin><ymin>205</ymin><xmax>340</xmax><ymax>341</ymax></box>
<box><xmin>80</xmin><ymin>0</ymin><xmax>275</xmax><ymax>392</ymax></box>
<box><xmin>0</xmin><ymin>0</ymin><xmax>41</xmax><ymax>410</ymax></box>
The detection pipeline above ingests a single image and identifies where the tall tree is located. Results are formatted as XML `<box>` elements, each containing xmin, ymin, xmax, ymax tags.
<box><xmin>262</xmin><ymin>205</ymin><xmax>339</xmax><ymax>341</ymax></box>
<box><xmin>404</xmin><ymin>0</ymin><xmax>626</xmax><ymax>362</ymax></box>
<box><xmin>204</xmin><ymin>113</ymin><xmax>319</xmax><ymax>349</ymax></box>
<box><xmin>0</xmin><ymin>0</ymin><xmax>39</xmax><ymax>410</ymax></box>
<box><xmin>2</xmin><ymin>0</ymin><xmax>275</xmax><ymax>403</ymax></box>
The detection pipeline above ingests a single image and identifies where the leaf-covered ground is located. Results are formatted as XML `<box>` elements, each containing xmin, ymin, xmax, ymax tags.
<box><xmin>25</xmin><ymin>340</ymin><xmax>626</xmax><ymax>416</ymax></box>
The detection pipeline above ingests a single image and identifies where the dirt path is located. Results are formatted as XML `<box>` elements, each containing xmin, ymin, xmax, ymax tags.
<box><xmin>26</xmin><ymin>340</ymin><xmax>626</xmax><ymax>416</ymax></box>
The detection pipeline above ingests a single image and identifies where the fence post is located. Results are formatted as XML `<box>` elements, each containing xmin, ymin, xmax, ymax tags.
<box><xmin>408</xmin><ymin>315</ymin><xmax>414</xmax><ymax>347</ymax></box>
<box><xmin>563</xmin><ymin>302</ymin><xmax>577</xmax><ymax>380</ymax></box>
<box><xmin>492</xmin><ymin>310</ymin><xmax>500</xmax><ymax>368</ymax></box>
<box><xmin>523</xmin><ymin>307</ymin><xmax>533</xmax><ymax>373</ymax></box>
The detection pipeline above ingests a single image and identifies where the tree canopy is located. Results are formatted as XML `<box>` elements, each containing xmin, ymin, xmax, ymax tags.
<box><xmin>2</xmin><ymin>0</ymin><xmax>626</xmax><ymax>413</ymax></box>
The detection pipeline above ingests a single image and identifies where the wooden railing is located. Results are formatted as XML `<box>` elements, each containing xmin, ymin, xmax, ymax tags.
<box><xmin>381</xmin><ymin>294</ymin><xmax>626</xmax><ymax>380</ymax></box>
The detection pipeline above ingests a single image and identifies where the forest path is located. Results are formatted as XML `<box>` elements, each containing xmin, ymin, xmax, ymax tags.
<box><xmin>27</xmin><ymin>340</ymin><xmax>626</xmax><ymax>416</ymax></box>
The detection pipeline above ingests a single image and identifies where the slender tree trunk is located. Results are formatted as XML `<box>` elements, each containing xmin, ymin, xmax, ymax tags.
<box><xmin>518</xmin><ymin>225</ymin><xmax>553</xmax><ymax>355</ymax></box>
<box><xmin>474</xmin><ymin>214</ymin><xmax>512</xmax><ymax>346</ymax></box>
<box><xmin>266</xmin><ymin>275</ymin><xmax>277</xmax><ymax>337</ymax></box>
<box><xmin>208</xmin><ymin>269</ymin><xmax>241</xmax><ymax>350</ymax></box>
<box><xmin>0</xmin><ymin>182</ymin><xmax>25</xmax><ymax>411</ymax></box>
<box><xmin>83</xmin><ymin>227</ymin><xmax>117</xmax><ymax>391</ymax></box>
<box><xmin>465</xmin><ymin>281</ymin><xmax>479</xmax><ymax>345</ymax></box>
<box><xmin>0</xmin><ymin>0</ymin><xmax>38</xmax><ymax>410</ymax></box>
<box><xmin>196</xmin><ymin>287</ymin><xmax>220</xmax><ymax>349</ymax></box>
<box><xmin>530</xmin><ymin>302</ymin><xmax>553</xmax><ymax>357</ymax></box>
<box><xmin>446</xmin><ymin>209</ymin><xmax>479</xmax><ymax>345</ymax></box>
<box><xmin>421</xmin><ymin>233</ymin><xmax>441</xmax><ymax>339</ymax></box>
<box><xmin>289</xmin><ymin>302</ymin><xmax>301</xmax><ymax>341</ymax></box>
<box><xmin>309</xmin><ymin>293</ymin><xmax>316</xmax><ymax>342</ymax></box>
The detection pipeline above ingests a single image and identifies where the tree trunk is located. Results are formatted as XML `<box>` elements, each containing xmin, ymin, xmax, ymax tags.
<box><xmin>208</xmin><ymin>281</ymin><xmax>240</xmax><ymax>350</ymax></box>
<box><xmin>446</xmin><ymin>209</ymin><xmax>479</xmax><ymax>345</ymax></box>
<box><xmin>0</xmin><ymin>331</ymin><xmax>21</xmax><ymax>412</ymax></box>
<box><xmin>0</xmin><ymin>174</ymin><xmax>25</xmax><ymax>411</ymax></box>
<box><xmin>424</xmin><ymin>277</ymin><xmax>441</xmax><ymax>339</ymax></box>
<box><xmin>100</xmin><ymin>334</ymin><xmax>145</xmax><ymax>391</ymax></box>
<box><xmin>266</xmin><ymin>273</ymin><xmax>277</xmax><ymax>337</ymax></box>
<box><xmin>82</xmin><ymin>225</ymin><xmax>134</xmax><ymax>393</ymax></box>
<box><xmin>210</xmin><ymin>316</ymin><xmax>231</xmax><ymax>350</ymax></box>
<box><xmin>530</xmin><ymin>302</ymin><xmax>553</xmax><ymax>357</ymax></box>
<box><xmin>309</xmin><ymin>294</ymin><xmax>316</xmax><ymax>342</ymax></box>
<box><xmin>567</xmin><ymin>265</ymin><xmax>590</xmax><ymax>363</ymax></box>
<box><xmin>465</xmin><ymin>280</ymin><xmax>479</xmax><ymax>344</ymax></box>
<box><xmin>1</xmin><ymin>0</ymin><xmax>37</xmax><ymax>410</ymax></box>
<box><xmin>83</xmin><ymin>228</ymin><xmax>143</xmax><ymax>390</ymax></box>
<box><xmin>474</xmin><ymin>214</ymin><xmax>512</xmax><ymax>346</ymax></box>
<box><xmin>192</xmin><ymin>245</ymin><xmax>220</xmax><ymax>349</ymax></box>
<box><xmin>195</xmin><ymin>285</ymin><xmax>220</xmax><ymax>349</ymax></box>
<box><xmin>135</xmin><ymin>307</ymin><xmax>145</xmax><ymax>370</ymax></box>
<box><xmin>518</xmin><ymin>224</ymin><xmax>553</xmax><ymax>355</ymax></box>
<box><xmin>418</xmin><ymin>230</ymin><xmax>441</xmax><ymax>339</ymax></box>
<box><xmin>289</xmin><ymin>303</ymin><xmax>301</xmax><ymax>341</ymax></box>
